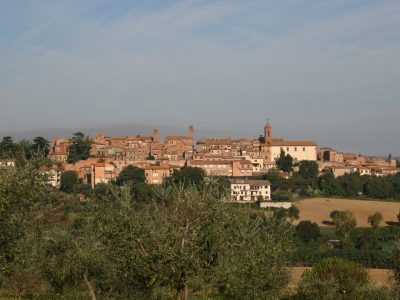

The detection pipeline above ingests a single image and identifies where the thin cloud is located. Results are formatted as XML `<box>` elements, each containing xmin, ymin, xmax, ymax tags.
<box><xmin>0</xmin><ymin>0</ymin><xmax>399</xmax><ymax>155</ymax></box>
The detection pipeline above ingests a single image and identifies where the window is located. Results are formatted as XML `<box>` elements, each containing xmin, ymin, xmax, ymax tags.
<box><xmin>295</xmin><ymin>147</ymin><xmax>297</xmax><ymax>151</ymax></box>
<box><xmin>303</xmin><ymin>147</ymin><xmax>306</xmax><ymax>151</ymax></box>
<box><xmin>287</xmin><ymin>147</ymin><xmax>289</xmax><ymax>152</ymax></box>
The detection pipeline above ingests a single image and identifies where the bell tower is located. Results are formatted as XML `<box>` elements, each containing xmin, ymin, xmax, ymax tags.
<box><xmin>153</xmin><ymin>128</ymin><xmax>159</xmax><ymax>143</ymax></box>
<box><xmin>264</xmin><ymin>119</ymin><xmax>272</xmax><ymax>145</ymax></box>
<box><xmin>188</xmin><ymin>125</ymin><xmax>194</xmax><ymax>140</ymax></box>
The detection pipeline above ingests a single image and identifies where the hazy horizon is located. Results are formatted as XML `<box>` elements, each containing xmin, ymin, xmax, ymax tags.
<box><xmin>0</xmin><ymin>121</ymin><xmax>398</xmax><ymax>157</ymax></box>
<box><xmin>1</xmin><ymin>1</ymin><xmax>399</xmax><ymax>156</ymax></box>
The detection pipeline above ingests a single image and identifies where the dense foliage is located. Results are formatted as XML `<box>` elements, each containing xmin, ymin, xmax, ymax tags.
<box><xmin>116</xmin><ymin>165</ymin><xmax>145</xmax><ymax>186</ymax></box>
<box><xmin>276</xmin><ymin>149</ymin><xmax>294</xmax><ymax>172</ymax></box>
<box><xmin>67</xmin><ymin>132</ymin><xmax>92</xmax><ymax>163</ymax></box>
<box><xmin>0</xmin><ymin>136</ymin><xmax>50</xmax><ymax>159</ymax></box>
<box><xmin>0</xmin><ymin>160</ymin><xmax>295</xmax><ymax>299</ymax></box>
<box><xmin>263</xmin><ymin>166</ymin><xmax>400</xmax><ymax>200</ymax></box>
<box><xmin>1</xmin><ymin>155</ymin><xmax>400</xmax><ymax>298</ymax></box>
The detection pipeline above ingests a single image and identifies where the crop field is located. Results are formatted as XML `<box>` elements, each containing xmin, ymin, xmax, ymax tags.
<box><xmin>290</xmin><ymin>267</ymin><xmax>394</xmax><ymax>288</ymax></box>
<box><xmin>293</xmin><ymin>198</ymin><xmax>400</xmax><ymax>227</ymax></box>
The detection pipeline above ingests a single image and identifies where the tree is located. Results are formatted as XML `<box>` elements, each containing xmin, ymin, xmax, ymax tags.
<box><xmin>363</xmin><ymin>177</ymin><xmax>394</xmax><ymax>199</ymax></box>
<box><xmin>168</xmin><ymin>166</ymin><xmax>206</xmax><ymax>186</ymax></box>
<box><xmin>263</xmin><ymin>169</ymin><xmax>287</xmax><ymax>192</ymax></box>
<box><xmin>337</xmin><ymin>173</ymin><xmax>363</xmax><ymax>197</ymax></box>
<box><xmin>276</xmin><ymin>149</ymin><xmax>293</xmax><ymax>173</ymax></box>
<box><xmin>0</xmin><ymin>156</ymin><xmax>57</xmax><ymax>294</ymax></box>
<box><xmin>392</xmin><ymin>239</ymin><xmax>400</xmax><ymax>286</ymax></box>
<box><xmin>16</xmin><ymin>139</ymin><xmax>33</xmax><ymax>160</ymax></box>
<box><xmin>330</xmin><ymin>210</ymin><xmax>357</xmax><ymax>241</ymax></box>
<box><xmin>368</xmin><ymin>211</ymin><xmax>383</xmax><ymax>229</ymax></box>
<box><xmin>32</xmin><ymin>136</ymin><xmax>50</xmax><ymax>156</ymax></box>
<box><xmin>116</xmin><ymin>165</ymin><xmax>145</xmax><ymax>186</ymax></box>
<box><xmin>298</xmin><ymin>160</ymin><xmax>319</xmax><ymax>180</ymax></box>
<box><xmin>0</xmin><ymin>136</ymin><xmax>16</xmax><ymax>157</ymax></box>
<box><xmin>297</xmin><ymin>257</ymin><xmax>370</xmax><ymax>299</ymax></box>
<box><xmin>319</xmin><ymin>170</ymin><xmax>343</xmax><ymax>196</ymax></box>
<box><xmin>288</xmin><ymin>205</ymin><xmax>300</xmax><ymax>223</ymax></box>
<box><xmin>60</xmin><ymin>171</ymin><xmax>79</xmax><ymax>193</ymax></box>
<box><xmin>67</xmin><ymin>132</ymin><xmax>92</xmax><ymax>164</ymax></box>
<box><xmin>295</xmin><ymin>220</ymin><xmax>320</xmax><ymax>244</ymax></box>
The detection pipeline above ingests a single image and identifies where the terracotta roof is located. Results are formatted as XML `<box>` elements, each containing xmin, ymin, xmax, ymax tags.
<box><xmin>93</xmin><ymin>163</ymin><xmax>105</xmax><ymax>167</ymax></box>
<box><xmin>165</xmin><ymin>136</ymin><xmax>191</xmax><ymax>141</ymax></box>
<box><xmin>190</xmin><ymin>160</ymin><xmax>232</xmax><ymax>165</ymax></box>
<box><xmin>234</xmin><ymin>160</ymin><xmax>252</xmax><ymax>164</ymax></box>
<box><xmin>229</xmin><ymin>179</ymin><xmax>271</xmax><ymax>186</ymax></box>
<box><xmin>270</xmin><ymin>140</ymin><xmax>317</xmax><ymax>146</ymax></box>
<box><xmin>144</xmin><ymin>164</ymin><xmax>180</xmax><ymax>170</ymax></box>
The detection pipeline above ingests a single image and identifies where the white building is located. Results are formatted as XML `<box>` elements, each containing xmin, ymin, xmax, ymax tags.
<box><xmin>0</xmin><ymin>159</ymin><xmax>16</xmax><ymax>167</ymax></box>
<box><xmin>269</xmin><ymin>141</ymin><xmax>317</xmax><ymax>162</ymax></box>
<box><xmin>229</xmin><ymin>179</ymin><xmax>271</xmax><ymax>202</ymax></box>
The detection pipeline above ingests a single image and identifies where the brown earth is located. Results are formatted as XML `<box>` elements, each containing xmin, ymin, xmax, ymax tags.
<box><xmin>290</xmin><ymin>267</ymin><xmax>394</xmax><ymax>288</ymax></box>
<box><xmin>293</xmin><ymin>198</ymin><xmax>400</xmax><ymax>227</ymax></box>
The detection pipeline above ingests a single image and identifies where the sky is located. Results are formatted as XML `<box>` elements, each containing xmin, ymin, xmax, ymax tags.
<box><xmin>0</xmin><ymin>0</ymin><xmax>399</xmax><ymax>155</ymax></box>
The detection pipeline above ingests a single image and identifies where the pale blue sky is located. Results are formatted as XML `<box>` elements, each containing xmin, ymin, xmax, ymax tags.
<box><xmin>0</xmin><ymin>0</ymin><xmax>399</xmax><ymax>155</ymax></box>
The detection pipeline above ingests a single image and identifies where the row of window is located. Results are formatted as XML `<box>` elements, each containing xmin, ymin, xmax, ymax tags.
<box><xmin>281</xmin><ymin>146</ymin><xmax>307</xmax><ymax>152</ymax></box>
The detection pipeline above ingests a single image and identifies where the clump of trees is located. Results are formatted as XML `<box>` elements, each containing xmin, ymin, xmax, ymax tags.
<box><xmin>265</xmin><ymin>161</ymin><xmax>400</xmax><ymax>200</ymax></box>
<box><xmin>295</xmin><ymin>221</ymin><xmax>321</xmax><ymax>244</ymax></box>
<box><xmin>0</xmin><ymin>136</ymin><xmax>50</xmax><ymax>159</ymax></box>
<box><xmin>293</xmin><ymin>257</ymin><xmax>385</xmax><ymax>299</ymax></box>
<box><xmin>67</xmin><ymin>132</ymin><xmax>92</xmax><ymax>163</ymax></box>
<box><xmin>276</xmin><ymin>149</ymin><xmax>294</xmax><ymax>173</ymax></box>
<box><xmin>329</xmin><ymin>210</ymin><xmax>357</xmax><ymax>242</ymax></box>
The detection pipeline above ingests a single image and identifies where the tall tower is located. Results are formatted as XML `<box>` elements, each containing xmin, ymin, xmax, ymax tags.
<box><xmin>264</xmin><ymin>120</ymin><xmax>272</xmax><ymax>145</ymax></box>
<box><xmin>153</xmin><ymin>128</ymin><xmax>159</xmax><ymax>143</ymax></box>
<box><xmin>188</xmin><ymin>125</ymin><xmax>194</xmax><ymax>140</ymax></box>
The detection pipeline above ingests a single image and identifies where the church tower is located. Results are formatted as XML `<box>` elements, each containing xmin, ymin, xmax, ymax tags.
<box><xmin>153</xmin><ymin>128</ymin><xmax>159</xmax><ymax>143</ymax></box>
<box><xmin>264</xmin><ymin>120</ymin><xmax>272</xmax><ymax>145</ymax></box>
<box><xmin>188</xmin><ymin>125</ymin><xmax>194</xmax><ymax>140</ymax></box>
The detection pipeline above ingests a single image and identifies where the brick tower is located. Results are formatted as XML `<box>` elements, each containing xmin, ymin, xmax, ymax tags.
<box><xmin>264</xmin><ymin>120</ymin><xmax>272</xmax><ymax>145</ymax></box>
<box><xmin>153</xmin><ymin>128</ymin><xmax>159</xmax><ymax>143</ymax></box>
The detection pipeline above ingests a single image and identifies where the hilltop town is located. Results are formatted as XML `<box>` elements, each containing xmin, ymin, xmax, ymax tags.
<box><xmin>1</xmin><ymin>121</ymin><xmax>398</xmax><ymax>203</ymax></box>
<box><xmin>12</xmin><ymin>121</ymin><xmax>392</xmax><ymax>191</ymax></box>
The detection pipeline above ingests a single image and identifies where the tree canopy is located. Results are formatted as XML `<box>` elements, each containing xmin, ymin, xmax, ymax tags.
<box><xmin>297</xmin><ymin>257</ymin><xmax>370</xmax><ymax>299</ymax></box>
<box><xmin>295</xmin><ymin>220</ymin><xmax>320</xmax><ymax>244</ymax></box>
<box><xmin>116</xmin><ymin>165</ymin><xmax>146</xmax><ymax>186</ymax></box>
<box><xmin>167</xmin><ymin>166</ymin><xmax>206</xmax><ymax>186</ymax></box>
<box><xmin>276</xmin><ymin>149</ymin><xmax>293</xmax><ymax>173</ymax></box>
<box><xmin>67</xmin><ymin>132</ymin><xmax>92</xmax><ymax>164</ymax></box>
<box><xmin>60</xmin><ymin>170</ymin><xmax>79</xmax><ymax>193</ymax></box>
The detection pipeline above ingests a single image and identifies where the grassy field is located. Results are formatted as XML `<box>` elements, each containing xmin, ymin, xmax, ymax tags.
<box><xmin>293</xmin><ymin>198</ymin><xmax>400</xmax><ymax>227</ymax></box>
<box><xmin>290</xmin><ymin>267</ymin><xmax>394</xmax><ymax>288</ymax></box>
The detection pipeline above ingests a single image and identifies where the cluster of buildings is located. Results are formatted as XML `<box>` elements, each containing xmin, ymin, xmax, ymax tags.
<box><xmin>48</xmin><ymin>122</ymin><xmax>317</xmax><ymax>194</ymax></box>
<box><xmin>318</xmin><ymin>148</ymin><xmax>399</xmax><ymax>177</ymax></box>
<box><xmin>1</xmin><ymin>121</ymin><xmax>398</xmax><ymax>202</ymax></box>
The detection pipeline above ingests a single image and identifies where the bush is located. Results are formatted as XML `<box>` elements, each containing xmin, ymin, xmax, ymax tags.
<box><xmin>60</xmin><ymin>171</ymin><xmax>78</xmax><ymax>193</ymax></box>
<box><xmin>296</xmin><ymin>221</ymin><xmax>320</xmax><ymax>244</ymax></box>
<box><xmin>297</xmin><ymin>257</ymin><xmax>370</xmax><ymax>299</ymax></box>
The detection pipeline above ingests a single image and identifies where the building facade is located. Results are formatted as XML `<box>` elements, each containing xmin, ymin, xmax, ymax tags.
<box><xmin>229</xmin><ymin>179</ymin><xmax>271</xmax><ymax>201</ymax></box>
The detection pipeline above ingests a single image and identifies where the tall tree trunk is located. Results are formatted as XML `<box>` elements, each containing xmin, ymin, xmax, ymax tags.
<box><xmin>83</xmin><ymin>272</ymin><xmax>97</xmax><ymax>300</ymax></box>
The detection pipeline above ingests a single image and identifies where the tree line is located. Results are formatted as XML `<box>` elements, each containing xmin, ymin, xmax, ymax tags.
<box><xmin>265</xmin><ymin>153</ymin><xmax>400</xmax><ymax>200</ymax></box>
